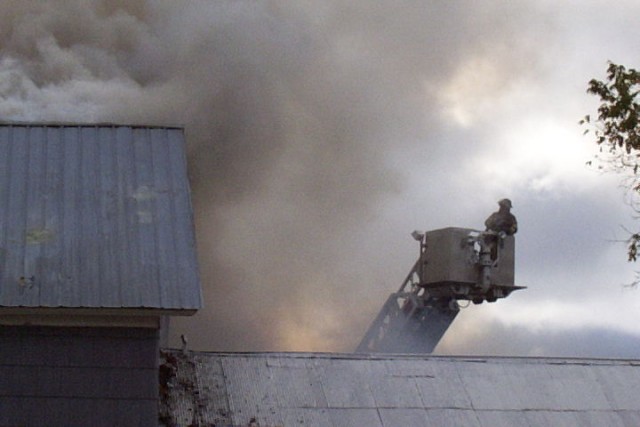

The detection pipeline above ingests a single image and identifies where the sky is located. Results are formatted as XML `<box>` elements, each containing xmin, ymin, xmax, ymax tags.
<box><xmin>0</xmin><ymin>0</ymin><xmax>639</xmax><ymax>358</ymax></box>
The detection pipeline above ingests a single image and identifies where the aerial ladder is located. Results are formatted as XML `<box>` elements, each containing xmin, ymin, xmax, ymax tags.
<box><xmin>356</xmin><ymin>227</ymin><xmax>524</xmax><ymax>353</ymax></box>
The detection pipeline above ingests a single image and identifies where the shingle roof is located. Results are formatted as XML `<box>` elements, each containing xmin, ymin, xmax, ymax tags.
<box><xmin>0</xmin><ymin>124</ymin><xmax>201</xmax><ymax>312</ymax></box>
<box><xmin>160</xmin><ymin>350</ymin><xmax>640</xmax><ymax>427</ymax></box>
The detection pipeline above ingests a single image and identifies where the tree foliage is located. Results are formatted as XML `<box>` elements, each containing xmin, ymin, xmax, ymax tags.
<box><xmin>582</xmin><ymin>62</ymin><xmax>640</xmax><ymax>267</ymax></box>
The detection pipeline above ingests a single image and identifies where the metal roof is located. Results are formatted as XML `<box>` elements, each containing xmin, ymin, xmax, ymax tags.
<box><xmin>160</xmin><ymin>351</ymin><xmax>640</xmax><ymax>426</ymax></box>
<box><xmin>0</xmin><ymin>124</ymin><xmax>202</xmax><ymax>311</ymax></box>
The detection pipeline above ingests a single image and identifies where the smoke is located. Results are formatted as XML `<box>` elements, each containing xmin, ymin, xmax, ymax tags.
<box><xmin>0</xmin><ymin>1</ymin><xmax>548</xmax><ymax>351</ymax></box>
<box><xmin>436</xmin><ymin>315</ymin><xmax>640</xmax><ymax>359</ymax></box>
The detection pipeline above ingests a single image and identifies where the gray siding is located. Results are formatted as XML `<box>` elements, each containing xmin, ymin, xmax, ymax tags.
<box><xmin>160</xmin><ymin>351</ymin><xmax>640</xmax><ymax>427</ymax></box>
<box><xmin>0</xmin><ymin>326</ymin><xmax>159</xmax><ymax>427</ymax></box>
<box><xmin>0</xmin><ymin>124</ymin><xmax>201</xmax><ymax>310</ymax></box>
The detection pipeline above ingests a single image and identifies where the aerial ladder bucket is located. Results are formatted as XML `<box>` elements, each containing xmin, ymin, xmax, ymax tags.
<box><xmin>355</xmin><ymin>227</ymin><xmax>525</xmax><ymax>353</ymax></box>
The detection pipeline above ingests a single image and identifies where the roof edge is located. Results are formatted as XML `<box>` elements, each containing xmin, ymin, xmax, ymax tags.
<box><xmin>0</xmin><ymin>121</ymin><xmax>185</xmax><ymax>130</ymax></box>
<box><xmin>160</xmin><ymin>349</ymin><xmax>640</xmax><ymax>365</ymax></box>
<box><xmin>0</xmin><ymin>307</ymin><xmax>198</xmax><ymax>317</ymax></box>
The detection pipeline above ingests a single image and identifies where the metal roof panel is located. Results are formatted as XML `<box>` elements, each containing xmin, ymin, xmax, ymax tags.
<box><xmin>160</xmin><ymin>352</ymin><xmax>640</xmax><ymax>427</ymax></box>
<box><xmin>0</xmin><ymin>124</ymin><xmax>202</xmax><ymax>311</ymax></box>
<box><xmin>378</xmin><ymin>409</ymin><xmax>430</xmax><ymax>427</ymax></box>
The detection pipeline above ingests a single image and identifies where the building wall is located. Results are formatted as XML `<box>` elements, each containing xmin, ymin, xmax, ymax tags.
<box><xmin>0</xmin><ymin>325</ymin><xmax>159</xmax><ymax>427</ymax></box>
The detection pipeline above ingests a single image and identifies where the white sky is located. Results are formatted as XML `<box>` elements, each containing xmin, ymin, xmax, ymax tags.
<box><xmin>0</xmin><ymin>1</ymin><xmax>639</xmax><ymax>357</ymax></box>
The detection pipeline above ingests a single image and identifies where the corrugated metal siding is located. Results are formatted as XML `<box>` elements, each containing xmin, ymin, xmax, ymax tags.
<box><xmin>160</xmin><ymin>351</ymin><xmax>640</xmax><ymax>427</ymax></box>
<box><xmin>0</xmin><ymin>124</ymin><xmax>201</xmax><ymax>310</ymax></box>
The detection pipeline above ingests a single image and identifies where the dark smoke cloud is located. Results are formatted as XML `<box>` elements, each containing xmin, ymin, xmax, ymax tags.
<box><xmin>0</xmin><ymin>1</ymin><xmax>554</xmax><ymax>351</ymax></box>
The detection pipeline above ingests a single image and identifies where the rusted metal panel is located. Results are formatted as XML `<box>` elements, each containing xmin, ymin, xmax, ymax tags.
<box><xmin>0</xmin><ymin>124</ymin><xmax>201</xmax><ymax>311</ymax></box>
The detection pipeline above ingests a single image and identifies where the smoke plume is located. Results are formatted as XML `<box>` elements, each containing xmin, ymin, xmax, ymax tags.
<box><xmin>0</xmin><ymin>1</ymin><xmax>545</xmax><ymax>351</ymax></box>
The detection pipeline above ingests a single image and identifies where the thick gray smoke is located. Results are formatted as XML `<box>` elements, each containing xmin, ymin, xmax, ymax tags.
<box><xmin>0</xmin><ymin>1</ymin><xmax>545</xmax><ymax>351</ymax></box>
